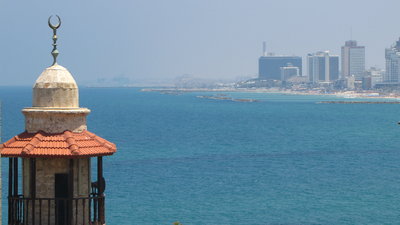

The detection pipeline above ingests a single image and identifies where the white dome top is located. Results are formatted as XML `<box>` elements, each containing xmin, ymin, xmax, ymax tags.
<box><xmin>33</xmin><ymin>64</ymin><xmax>79</xmax><ymax>108</ymax></box>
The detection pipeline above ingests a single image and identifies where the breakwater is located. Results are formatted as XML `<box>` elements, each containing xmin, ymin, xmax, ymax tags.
<box><xmin>197</xmin><ymin>95</ymin><xmax>260</xmax><ymax>102</ymax></box>
<box><xmin>318</xmin><ymin>101</ymin><xmax>400</xmax><ymax>104</ymax></box>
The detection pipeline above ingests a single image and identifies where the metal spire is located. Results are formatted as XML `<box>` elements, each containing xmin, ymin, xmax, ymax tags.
<box><xmin>48</xmin><ymin>15</ymin><xmax>61</xmax><ymax>66</ymax></box>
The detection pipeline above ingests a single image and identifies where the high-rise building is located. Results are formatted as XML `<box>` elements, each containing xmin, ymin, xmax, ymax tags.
<box><xmin>259</xmin><ymin>55</ymin><xmax>302</xmax><ymax>80</ymax></box>
<box><xmin>307</xmin><ymin>51</ymin><xmax>339</xmax><ymax>83</ymax></box>
<box><xmin>341</xmin><ymin>40</ymin><xmax>365</xmax><ymax>80</ymax></box>
<box><xmin>258</xmin><ymin>43</ymin><xmax>302</xmax><ymax>80</ymax></box>
<box><xmin>384</xmin><ymin>38</ymin><xmax>400</xmax><ymax>83</ymax></box>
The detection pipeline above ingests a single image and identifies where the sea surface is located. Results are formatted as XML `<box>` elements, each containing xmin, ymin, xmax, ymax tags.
<box><xmin>1</xmin><ymin>87</ymin><xmax>400</xmax><ymax>225</ymax></box>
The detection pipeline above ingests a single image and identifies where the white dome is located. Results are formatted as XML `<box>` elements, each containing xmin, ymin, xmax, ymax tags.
<box><xmin>33</xmin><ymin>64</ymin><xmax>79</xmax><ymax>107</ymax></box>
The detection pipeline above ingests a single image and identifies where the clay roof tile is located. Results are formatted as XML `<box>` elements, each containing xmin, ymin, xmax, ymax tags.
<box><xmin>0</xmin><ymin>130</ymin><xmax>116</xmax><ymax>158</ymax></box>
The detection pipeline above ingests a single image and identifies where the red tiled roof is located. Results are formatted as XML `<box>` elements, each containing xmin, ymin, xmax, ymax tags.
<box><xmin>0</xmin><ymin>130</ymin><xmax>116</xmax><ymax>158</ymax></box>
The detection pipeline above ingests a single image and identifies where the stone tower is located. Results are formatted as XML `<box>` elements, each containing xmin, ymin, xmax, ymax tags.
<box><xmin>0</xmin><ymin>16</ymin><xmax>116</xmax><ymax>225</ymax></box>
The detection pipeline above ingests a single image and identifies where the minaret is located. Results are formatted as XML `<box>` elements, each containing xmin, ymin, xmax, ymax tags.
<box><xmin>1</xmin><ymin>16</ymin><xmax>116</xmax><ymax>225</ymax></box>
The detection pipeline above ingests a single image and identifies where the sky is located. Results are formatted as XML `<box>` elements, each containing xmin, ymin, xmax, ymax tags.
<box><xmin>0</xmin><ymin>0</ymin><xmax>400</xmax><ymax>85</ymax></box>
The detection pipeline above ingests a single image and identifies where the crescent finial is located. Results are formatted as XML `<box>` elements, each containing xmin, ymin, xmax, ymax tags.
<box><xmin>48</xmin><ymin>15</ymin><xmax>61</xmax><ymax>30</ymax></box>
<box><xmin>48</xmin><ymin>15</ymin><xmax>61</xmax><ymax>66</ymax></box>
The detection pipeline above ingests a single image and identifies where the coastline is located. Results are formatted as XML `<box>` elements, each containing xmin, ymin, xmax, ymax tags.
<box><xmin>140</xmin><ymin>87</ymin><xmax>400</xmax><ymax>100</ymax></box>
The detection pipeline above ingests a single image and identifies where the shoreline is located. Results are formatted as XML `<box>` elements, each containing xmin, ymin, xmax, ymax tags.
<box><xmin>140</xmin><ymin>87</ymin><xmax>400</xmax><ymax>100</ymax></box>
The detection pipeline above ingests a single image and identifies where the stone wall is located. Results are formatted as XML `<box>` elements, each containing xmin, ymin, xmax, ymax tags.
<box><xmin>23</xmin><ymin>158</ymin><xmax>91</xmax><ymax>225</ymax></box>
<box><xmin>23</xmin><ymin>108</ymin><xmax>90</xmax><ymax>133</ymax></box>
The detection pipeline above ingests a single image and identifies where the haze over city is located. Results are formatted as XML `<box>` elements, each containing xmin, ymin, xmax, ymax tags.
<box><xmin>1</xmin><ymin>0</ymin><xmax>400</xmax><ymax>85</ymax></box>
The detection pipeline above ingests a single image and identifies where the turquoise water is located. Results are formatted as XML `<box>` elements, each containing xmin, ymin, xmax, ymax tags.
<box><xmin>1</xmin><ymin>87</ymin><xmax>400</xmax><ymax>224</ymax></box>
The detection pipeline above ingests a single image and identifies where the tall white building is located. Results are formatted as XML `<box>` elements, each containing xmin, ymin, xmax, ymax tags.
<box><xmin>341</xmin><ymin>40</ymin><xmax>365</xmax><ymax>81</ymax></box>
<box><xmin>384</xmin><ymin>38</ymin><xmax>400</xmax><ymax>83</ymax></box>
<box><xmin>307</xmin><ymin>51</ymin><xmax>339</xmax><ymax>83</ymax></box>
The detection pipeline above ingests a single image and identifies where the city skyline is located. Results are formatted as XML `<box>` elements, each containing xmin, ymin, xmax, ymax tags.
<box><xmin>1</xmin><ymin>0</ymin><xmax>400</xmax><ymax>86</ymax></box>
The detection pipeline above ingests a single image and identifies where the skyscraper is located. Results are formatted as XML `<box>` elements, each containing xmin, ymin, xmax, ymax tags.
<box><xmin>259</xmin><ymin>56</ymin><xmax>302</xmax><ymax>80</ymax></box>
<box><xmin>341</xmin><ymin>40</ymin><xmax>365</xmax><ymax>80</ymax></box>
<box><xmin>307</xmin><ymin>51</ymin><xmax>339</xmax><ymax>83</ymax></box>
<box><xmin>258</xmin><ymin>42</ymin><xmax>302</xmax><ymax>80</ymax></box>
<box><xmin>384</xmin><ymin>38</ymin><xmax>400</xmax><ymax>83</ymax></box>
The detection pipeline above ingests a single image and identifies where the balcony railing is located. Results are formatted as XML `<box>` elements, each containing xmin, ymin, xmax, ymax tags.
<box><xmin>8</xmin><ymin>194</ymin><xmax>105</xmax><ymax>225</ymax></box>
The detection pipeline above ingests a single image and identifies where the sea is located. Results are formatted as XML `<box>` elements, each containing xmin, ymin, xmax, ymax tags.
<box><xmin>1</xmin><ymin>86</ymin><xmax>400</xmax><ymax>225</ymax></box>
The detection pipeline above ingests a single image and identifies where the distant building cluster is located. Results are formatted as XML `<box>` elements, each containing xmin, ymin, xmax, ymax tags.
<box><xmin>307</xmin><ymin>51</ymin><xmax>339</xmax><ymax>83</ymax></box>
<box><xmin>242</xmin><ymin>39</ymin><xmax>400</xmax><ymax>91</ymax></box>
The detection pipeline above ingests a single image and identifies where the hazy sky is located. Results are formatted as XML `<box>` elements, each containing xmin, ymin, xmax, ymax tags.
<box><xmin>1</xmin><ymin>0</ymin><xmax>400</xmax><ymax>85</ymax></box>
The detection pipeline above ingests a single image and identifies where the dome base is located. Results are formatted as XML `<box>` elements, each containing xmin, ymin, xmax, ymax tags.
<box><xmin>22</xmin><ymin>108</ymin><xmax>90</xmax><ymax>133</ymax></box>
